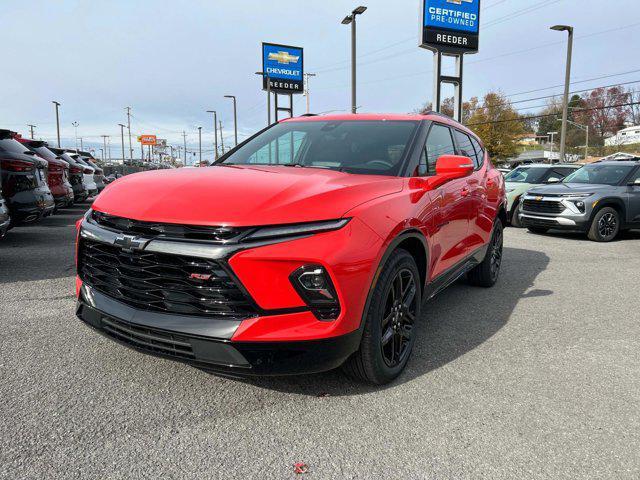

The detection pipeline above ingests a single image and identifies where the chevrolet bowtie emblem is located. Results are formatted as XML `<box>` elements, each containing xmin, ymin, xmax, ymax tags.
<box><xmin>447</xmin><ymin>0</ymin><xmax>473</xmax><ymax>4</ymax></box>
<box><xmin>268</xmin><ymin>51</ymin><xmax>300</xmax><ymax>64</ymax></box>
<box><xmin>114</xmin><ymin>234</ymin><xmax>146</xmax><ymax>251</ymax></box>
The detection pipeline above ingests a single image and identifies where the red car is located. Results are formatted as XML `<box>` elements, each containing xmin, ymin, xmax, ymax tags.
<box><xmin>76</xmin><ymin>113</ymin><xmax>506</xmax><ymax>384</ymax></box>
<box><xmin>16</xmin><ymin>137</ymin><xmax>74</xmax><ymax>209</ymax></box>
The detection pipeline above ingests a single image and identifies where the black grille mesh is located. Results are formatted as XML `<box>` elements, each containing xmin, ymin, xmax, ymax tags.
<box><xmin>79</xmin><ymin>239</ymin><xmax>257</xmax><ymax>320</ymax></box>
<box><xmin>522</xmin><ymin>199</ymin><xmax>565</xmax><ymax>214</ymax></box>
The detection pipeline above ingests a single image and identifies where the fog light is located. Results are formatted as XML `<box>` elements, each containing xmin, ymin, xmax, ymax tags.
<box><xmin>574</xmin><ymin>201</ymin><xmax>586</xmax><ymax>213</ymax></box>
<box><xmin>290</xmin><ymin>265</ymin><xmax>340</xmax><ymax>320</ymax></box>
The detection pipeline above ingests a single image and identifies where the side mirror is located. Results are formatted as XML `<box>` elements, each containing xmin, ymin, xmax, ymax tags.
<box><xmin>629</xmin><ymin>178</ymin><xmax>640</xmax><ymax>186</ymax></box>
<box><xmin>435</xmin><ymin>155</ymin><xmax>475</xmax><ymax>179</ymax></box>
<box><xmin>546</xmin><ymin>178</ymin><xmax>561</xmax><ymax>184</ymax></box>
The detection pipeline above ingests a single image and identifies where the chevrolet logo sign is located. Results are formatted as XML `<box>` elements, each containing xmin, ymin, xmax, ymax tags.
<box><xmin>447</xmin><ymin>0</ymin><xmax>473</xmax><ymax>4</ymax></box>
<box><xmin>268</xmin><ymin>51</ymin><xmax>300</xmax><ymax>65</ymax></box>
<box><xmin>113</xmin><ymin>234</ymin><xmax>147</xmax><ymax>251</ymax></box>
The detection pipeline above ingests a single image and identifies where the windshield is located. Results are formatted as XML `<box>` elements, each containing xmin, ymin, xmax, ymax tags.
<box><xmin>504</xmin><ymin>167</ymin><xmax>549</xmax><ymax>184</ymax></box>
<box><xmin>563</xmin><ymin>164</ymin><xmax>634</xmax><ymax>186</ymax></box>
<box><xmin>218</xmin><ymin>120</ymin><xmax>419</xmax><ymax>176</ymax></box>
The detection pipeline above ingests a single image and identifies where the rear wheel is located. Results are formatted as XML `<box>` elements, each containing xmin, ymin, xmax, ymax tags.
<box><xmin>343</xmin><ymin>249</ymin><xmax>420</xmax><ymax>385</ymax></box>
<box><xmin>467</xmin><ymin>219</ymin><xmax>503</xmax><ymax>288</ymax></box>
<box><xmin>588</xmin><ymin>207</ymin><xmax>620</xmax><ymax>242</ymax></box>
<box><xmin>527</xmin><ymin>227</ymin><xmax>549</xmax><ymax>234</ymax></box>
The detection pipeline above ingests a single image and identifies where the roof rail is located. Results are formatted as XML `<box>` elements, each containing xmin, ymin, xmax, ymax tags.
<box><xmin>423</xmin><ymin>110</ymin><xmax>454</xmax><ymax>121</ymax></box>
<box><xmin>300</xmin><ymin>113</ymin><xmax>318</xmax><ymax>117</ymax></box>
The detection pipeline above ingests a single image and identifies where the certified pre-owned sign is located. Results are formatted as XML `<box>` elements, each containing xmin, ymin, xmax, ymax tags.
<box><xmin>262</xmin><ymin>43</ymin><xmax>304</xmax><ymax>94</ymax></box>
<box><xmin>420</xmin><ymin>0</ymin><xmax>481</xmax><ymax>53</ymax></box>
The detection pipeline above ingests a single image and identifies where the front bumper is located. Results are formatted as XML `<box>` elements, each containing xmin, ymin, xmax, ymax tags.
<box><xmin>519</xmin><ymin>194</ymin><xmax>591</xmax><ymax>231</ymax></box>
<box><xmin>76</xmin><ymin>285</ymin><xmax>360</xmax><ymax>376</ymax></box>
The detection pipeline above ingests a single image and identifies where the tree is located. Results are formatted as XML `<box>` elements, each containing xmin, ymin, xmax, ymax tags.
<box><xmin>415</xmin><ymin>96</ymin><xmax>478</xmax><ymax>125</ymax></box>
<box><xmin>574</xmin><ymin>87</ymin><xmax>630</xmax><ymax>144</ymax></box>
<box><xmin>466</xmin><ymin>91</ymin><xmax>524</xmax><ymax>159</ymax></box>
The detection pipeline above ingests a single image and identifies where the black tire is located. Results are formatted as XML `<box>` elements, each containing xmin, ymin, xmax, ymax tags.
<box><xmin>467</xmin><ymin>219</ymin><xmax>503</xmax><ymax>288</ymax></box>
<box><xmin>527</xmin><ymin>227</ymin><xmax>549</xmax><ymax>234</ymax></box>
<box><xmin>343</xmin><ymin>249</ymin><xmax>421</xmax><ymax>385</ymax></box>
<box><xmin>510</xmin><ymin>201</ymin><xmax>522</xmax><ymax>228</ymax></box>
<box><xmin>588</xmin><ymin>207</ymin><xmax>620</xmax><ymax>242</ymax></box>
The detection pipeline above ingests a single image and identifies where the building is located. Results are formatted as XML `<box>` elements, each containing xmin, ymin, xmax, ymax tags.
<box><xmin>604</xmin><ymin>126</ymin><xmax>640</xmax><ymax>146</ymax></box>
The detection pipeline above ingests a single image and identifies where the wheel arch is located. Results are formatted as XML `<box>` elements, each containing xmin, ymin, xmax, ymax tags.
<box><xmin>590</xmin><ymin>197</ymin><xmax>627</xmax><ymax>226</ymax></box>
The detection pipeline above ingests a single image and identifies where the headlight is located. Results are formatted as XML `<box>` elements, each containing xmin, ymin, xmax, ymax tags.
<box><xmin>561</xmin><ymin>193</ymin><xmax>594</xmax><ymax>198</ymax></box>
<box><xmin>244</xmin><ymin>218</ymin><xmax>350</xmax><ymax>241</ymax></box>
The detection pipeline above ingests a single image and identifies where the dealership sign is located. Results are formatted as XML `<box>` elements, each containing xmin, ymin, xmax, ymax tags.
<box><xmin>262</xmin><ymin>43</ymin><xmax>304</xmax><ymax>94</ymax></box>
<box><xmin>138</xmin><ymin>134</ymin><xmax>157</xmax><ymax>146</ymax></box>
<box><xmin>420</xmin><ymin>0</ymin><xmax>481</xmax><ymax>53</ymax></box>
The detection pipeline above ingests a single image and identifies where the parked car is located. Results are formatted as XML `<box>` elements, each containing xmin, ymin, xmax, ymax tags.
<box><xmin>520</xmin><ymin>159</ymin><xmax>640</xmax><ymax>241</ymax></box>
<box><xmin>0</xmin><ymin>188</ymin><xmax>10</xmax><ymax>238</ymax></box>
<box><xmin>65</xmin><ymin>151</ymin><xmax>97</xmax><ymax>198</ymax></box>
<box><xmin>17</xmin><ymin>138</ymin><xmax>74</xmax><ymax>210</ymax></box>
<box><xmin>75</xmin><ymin>151</ymin><xmax>105</xmax><ymax>192</ymax></box>
<box><xmin>504</xmin><ymin>164</ymin><xmax>581</xmax><ymax>227</ymax></box>
<box><xmin>75</xmin><ymin>113</ymin><xmax>507</xmax><ymax>384</ymax></box>
<box><xmin>49</xmin><ymin>147</ymin><xmax>88</xmax><ymax>204</ymax></box>
<box><xmin>0</xmin><ymin>129</ymin><xmax>54</xmax><ymax>224</ymax></box>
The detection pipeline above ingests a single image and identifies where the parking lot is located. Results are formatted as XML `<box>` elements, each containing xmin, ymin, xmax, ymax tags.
<box><xmin>1</xmin><ymin>205</ymin><xmax>639</xmax><ymax>479</ymax></box>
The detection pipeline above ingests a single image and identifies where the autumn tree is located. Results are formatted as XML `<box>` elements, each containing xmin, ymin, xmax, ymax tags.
<box><xmin>415</xmin><ymin>96</ymin><xmax>478</xmax><ymax>125</ymax></box>
<box><xmin>574</xmin><ymin>87</ymin><xmax>630</xmax><ymax>144</ymax></box>
<box><xmin>466</xmin><ymin>91</ymin><xmax>524</xmax><ymax>159</ymax></box>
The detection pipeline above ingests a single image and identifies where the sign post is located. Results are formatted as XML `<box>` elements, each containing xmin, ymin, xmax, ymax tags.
<box><xmin>420</xmin><ymin>0</ymin><xmax>481</xmax><ymax>122</ymax></box>
<box><xmin>262</xmin><ymin>43</ymin><xmax>304</xmax><ymax>121</ymax></box>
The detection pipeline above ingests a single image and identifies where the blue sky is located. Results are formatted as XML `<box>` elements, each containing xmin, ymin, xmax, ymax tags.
<box><xmin>1</xmin><ymin>0</ymin><xmax>639</xmax><ymax>160</ymax></box>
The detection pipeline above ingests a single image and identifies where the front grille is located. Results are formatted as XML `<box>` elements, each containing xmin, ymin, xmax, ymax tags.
<box><xmin>522</xmin><ymin>216</ymin><xmax>558</xmax><ymax>228</ymax></box>
<box><xmin>100</xmin><ymin>315</ymin><xmax>196</xmax><ymax>361</ymax></box>
<box><xmin>79</xmin><ymin>239</ymin><xmax>258</xmax><ymax>320</ymax></box>
<box><xmin>522</xmin><ymin>199</ymin><xmax>565</xmax><ymax>214</ymax></box>
<box><xmin>91</xmin><ymin>210</ymin><xmax>248</xmax><ymax>242</ymax></box>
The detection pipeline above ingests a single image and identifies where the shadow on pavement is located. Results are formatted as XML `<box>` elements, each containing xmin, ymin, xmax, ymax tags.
<box><xmin>223</xmin><ymin>246</ymin><xmax>551</xmax><ymax>396</ymax></box>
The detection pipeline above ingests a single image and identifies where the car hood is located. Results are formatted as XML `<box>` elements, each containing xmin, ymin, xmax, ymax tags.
<box><xmin>527</xmin><ymin>183</ymin><xmax>612</xmax><ymax>195</ymax></box>
<box><xmin>92</xmin><ymin>165</ymin><xmax>404</xmax><ymax>226</ymax></box>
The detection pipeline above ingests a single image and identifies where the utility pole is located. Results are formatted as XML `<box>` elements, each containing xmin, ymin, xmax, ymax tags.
<box><xmin>27</xmin><ymin>124</ymin><xmax>36</xmax><ymax>139</ymax></box>
<box><xmin>551</xmin><ymin>25</ymin><xmax>574</xmax><ymax>162</ymax></box>
<box><xmin>182</xmin><ymin>131</ymin><xmax>187</xmax><ymax>166</ymax></box>
<box><xmin>197</xmin><ymin>126</ymin><xmax>202</xmax><ymax>165</ymax></box>
<box><xmin>224</xmin><ymin>95</ymin><xmax>238</xmax><ymax>146</ymax></box>
<box><xmin>52</xmin><ymin>101</ymin><xmax>61</xmax><ymax>147</ymax></box>
<box><xmin>118</xmin><ymin>124</ymin><xmax>127</xmax><ymax>164</ymax></box>
<box><xmin>72</xmin><ymin>121</ymin><xmax>79</xmax><ymax>151</ymax></box>
<box><xmin>125</xmin><ymin>107</ymin><xmax>133</xmax><ymax>161</ymax></box>
<box><xmin>342</xmin><ymin>6</ymin><xmax>367</xmax><ymax>114</ymax></box>
<box><xmin>304</xmin><ymin>73</ymin><xmax>317</xmax><ymax>114</ymax></box>
<box><xmin>219</xmin><ymin>121</ymin><xmax>225</xmax><ymax>155</ymax></box>
<box><xmin>99</xmin><ymin>148</ymin><xmax>104</xmax><ymax>161</ymax></box>
<box><xmin>101</xmin><ymin>135</ymin><xmax>109</xmax><ymax>163</ymax></box>
<box><xmin>79</xmin><ymin>138</ymin><xmax>84</xmax><ymax>151</ymax></box>
<box><xmin>206</xmin><ymin>110</ymin><xmax>219</xmax><ymax>160</ymax></box>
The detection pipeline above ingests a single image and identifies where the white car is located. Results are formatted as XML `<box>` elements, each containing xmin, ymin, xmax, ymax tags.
<box><xmin>70</xmin><ymin>154</ymin><xmax>98</xmax><ymax>197</ymax></box>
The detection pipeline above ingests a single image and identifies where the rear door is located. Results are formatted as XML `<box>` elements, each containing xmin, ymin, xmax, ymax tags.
<box><xmin>626</xmin><ymin>167</ymin><xmax>640</xmax><ymax>225</ymax></box>
<box><xmin>425</xmin><ymin>123</ymin><xmax>471</xmax><ymax>279</ymax></box>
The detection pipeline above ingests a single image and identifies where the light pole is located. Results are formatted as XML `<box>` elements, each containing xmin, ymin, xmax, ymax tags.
<box><xmin>125</xmin><ymin>107</ymin><xmax>133</xmax><ymax>161</ymax></box>
<box><xmin>342</xmin><ymin>6</ymin><xmax>367</xmax><ymax>114</ymax></box>
<box><xmin>304</xmin><ymin>73</ymin><xmax>317</xmax><ymax>114</ymax></box>
<box><xmin>182</xmin><ymin>131</ymin><xmax>187</xmax><ymax>165</ymax></box>
<box><xmin>255</xmin><ymin>72</ymin><xmax>272</xmax><ymax>126</ymax></box>
<box><xmin>27</xmin><ymin>124</ymin><xmax>36</xmax><ymax>139</ymax></box>
<box><xmin>101</xmin><ymin>135</ymin><xmax>109</xmax><ymax>163</ymax></box>
<box><xmin>197</xmin><ymin>126</ymin><xmax>202</xmax><ymax>165</ymax></box>
<box><xmin>118</xmin><ymin>124</ymin><xmax>127</xmax><ymax>164</ymax></box>
<box><xmin>206</xmin><ymin>110</ymin><xmax>219</xmax><ymax>160</ymax></box>
<box><xmin>224</xmin><ymin>95</ymin><xmax>238</xmax><ymax>146</ymax></box>
<box><xmin>52</xmin><ymin>101</ymin><xmax>61</xmax><ymax>147</ymax></box>
<box><xmin>547</xmin><ymin>131</ymin><xmax>558</xmax><ymax>160</ymax></box>
<box><xmin>72</xmin><ymin>121</ymin><xmax>79</xmax><ymax>151</ymax></box>
<box><xmin>551</xmin><ymin>25</ymin><xmax>574</xmax><ymax>163</ymax></box>
<box><xmin>219</xmin><ymin>120</ymin><xmax>225</xmax><ymax>155</ymax></box>
<box><xmin>559</xmin><ymin>119</ymin><xmax>589</xmax><ymax>161</ymax></box>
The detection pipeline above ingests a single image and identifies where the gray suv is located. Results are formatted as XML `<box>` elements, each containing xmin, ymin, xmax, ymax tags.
<box><xmin>519</xmin><ymin>160</ymin><xmax>640</xmax><ymax>242</ymax></box>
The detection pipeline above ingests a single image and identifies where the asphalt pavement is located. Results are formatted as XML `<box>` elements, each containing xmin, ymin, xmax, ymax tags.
<box><xmin>1</xmin><ymin>204</ymin><xmax>639</xmax><ymax>479</ymax></box>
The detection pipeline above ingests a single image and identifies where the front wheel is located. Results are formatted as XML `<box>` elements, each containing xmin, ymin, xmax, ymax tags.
<box><xmin>588</xmin><ymin>207</ymin><xmax>620</xmax><ymax>242</ymax></box>
<box><xmin>467</xmin><ymin>219</ymin><xmax>503</xmax><ymax>288</ymax></box>
<box><xmin>343</xmin><ymin>249</ymin><xmax>421</xmax><ymax>385</ymax></box>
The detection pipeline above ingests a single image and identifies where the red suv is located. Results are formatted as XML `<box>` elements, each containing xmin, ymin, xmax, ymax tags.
<box><xmin>76</xmin><ymin>113</ymin><xmax>506</xmax><ymax>384</ymax></box>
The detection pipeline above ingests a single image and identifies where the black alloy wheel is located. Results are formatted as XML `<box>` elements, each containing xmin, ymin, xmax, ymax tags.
<box><xmin>380</xmin><ymin>268</ymin><xmax>418</xmax><ymax>368</ymax></box>
<box><xmin>489</xmin><ymin>225</ymin><xmax>503</xmax><ymax>283</ymax></box>
<box><xmin>467</xmin><ymin>219</ymin><xmax>504</xmax><ymax>288</ymax></box>
<box><xmin>588</xmin><ymin>207</ymin><xmax>620</xmax><ymax>242</ymax></box>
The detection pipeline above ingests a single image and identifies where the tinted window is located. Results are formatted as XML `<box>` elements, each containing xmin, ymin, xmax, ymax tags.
<box><xmin>221</xmin><ymin>120</ymin><xmax>419</xmax><ymax>176</ymax></box>
<box><xmin>630</xmin><ymin>168</ymin><xmax>640</xmax><ymax>183</ymax></box>
<box><xmin>504</xmin><ymin>167</ymin><xmax>550</xmax><ymax>184</ymax></box>
<box><xmin>563</xmin><ymin>164</ymin><xmax>635</xmax><ymax>186</ymax></box>
<box><xmin>470</xmin><ymin>137</ymin><xmax>485</xmax><ymax>168</ymax></box>
<box><xmin>0</xmin><ymin>138</ymin><xmax>31</xmax><ymax>155</ymax></box>
<box><xmin>453</xmin><ymin>130</ymin><xmax>477</xmax><ymax>166</ymax></box>
<box><xmin>425</xmin><ymin>124</ymin><xmax>455</xmax><ymax>172</ymax></box>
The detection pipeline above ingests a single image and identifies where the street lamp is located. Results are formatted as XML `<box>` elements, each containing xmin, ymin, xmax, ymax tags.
<box><xmin>72</xmin><ymin>121</ymin><xmax>79</xmax><ymax>151</ymax></box>
<box><xmin>206</xmin><ymin>110</ymin><xmax>219</xmax><ymax>160</ymax></box>
<box><xmin>255</xmin><ymin>72</ymin><xmax>272</xmax><ymax>126</ymax></box>
<box><xmin>197</xmin><ymin>126</ymin><xmax>202</xmax><ymax>165</ymax></box>
<box><xmin>224</xmin><ymin>95</ymin><xmax>238</xmax><ymax>146</ymax></box>
<box><xmin>342</xmin><ymin>6</ymin><xmax>367</xmax><ymax>114</ymax></box>
<box><xmin>551</xmin><ymin>24</ymin><xmax>574</xmax><ymax>163</ymax></box>
<box><xmin>52</xmin><ymin>101</ymin><xmax>61</xmax><ymax>147</ymax></box>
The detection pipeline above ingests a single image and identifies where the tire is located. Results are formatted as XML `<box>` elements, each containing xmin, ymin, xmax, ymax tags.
<box><xmin>527</xmin><ymin>227</ymin><xmax>549</xmax><ymax>234</ymax></box>
<box><xmin>467</xmin><ymin>219</ymin><xmax>503</xmax><ymax>288</ymax></box>
<box><xmin>510</xmin><ymin>201</ymin><xmax>522</xmax><ymax>228</ymax></box>
<box><xmin>588</xmin><ymin>207</ymin><xmax>620</xmax><ymax>242</ymax></box>
<box><xmin>343</xmin><ymin>249</ymin><xmax>421</xmax><ymax>385</ymax></box>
